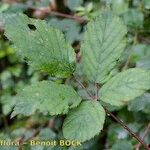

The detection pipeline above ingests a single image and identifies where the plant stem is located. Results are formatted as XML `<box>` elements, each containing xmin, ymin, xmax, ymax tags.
<box><xmin>76</xmin><ymin>79</ymin><xmax>150</xmax><ymax>150</ymax></box>
<box><xmin>122</xmin><ymin>55</ymin><xmax>131</xmax><ymax>71</ymax></box>
<box><xmin>74</xmin><ymin>76</ymin><xmax>94</xmax><ymax>99</ymax></box>
<box><xmin>104</xmin><ymin>107</ymin><xmax>150</xmax><ymax>150</ymax></box>
<box><xmin>141</xmin><ymin>123</ymin><xmax>150</xmax><ymax>140</ymax></box>
<box><xmin>51</xmin><ymin>11</ymin><xmax>86</xmax><ymax>23</ymax></box>
<box><xmin>135</xmin><ymin>123</ymin><xmax>150</xmax><ymax>150</ymax></box>
<box><xmin>29</xmin><ymin>5</ymin><xmax>86</xmax><ymax>23</ymax></box>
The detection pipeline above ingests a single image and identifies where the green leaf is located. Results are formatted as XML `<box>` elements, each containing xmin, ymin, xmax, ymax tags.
<box><xmin>4</xmin><ymin>13</ymin><xmax>76</xmax><ymax>78</ymax></box>
<box><xmin>48</xmin><ymin>18</ymin><xmax>81</xmax><ymax>44</ymax></box>
<box><xmin>130</xmin><ymin>44</ymin><xmax>150</xmax><ymax>69</ymax></box>
<box><xmin>0</xmin><ymin>134</ymin><xmax>18</xmax><ymax>150</ymax></box>
<box><xmin>111</xmin><ymin>0</ymin><xmax>128</xmax><ymax>15</ymax></box>
<box><xmin>143</xmin><ymin>0</ymin><xmax>150</xmax><ymax>9</ymax></box>
<box><xmin>66</xmin><ymin>0</ymin><xmax>83</xmax><ymax>10</ymax></box>
<box><xmin>130</xmin><ymin>44</ymin><xmax>150</xmax><ymax>62</ymax></box>
<box><xmin>0</xmin><ymin>93</ymin><xmax>16</xmax><ymax>115</ymax></box>
<box><xmin>38</xmin><ymin>128</ymin><xmax>56</xmax><ymax>140</ymax></box>
<box><xmin>11</xmin><ymin>81</ymin><xmax>81</xmax><ymax>117</ymax></box>
<box><xmin>0</xmin><ymin>3</ymin><xmax>9</xmax><ymax>13</ymax></box>
<box><xmin>122</xmin><ymin>9</ymin><xmax>144</xmax><ymax>28</ymax></box>
<box><xmin>80</xmin><ymin>11</ymin><xmax>127</xmax><ymax>83</ymax></box>
<box><xmin>100</xmin><ymin>68</ymin><xmax>150</xmax><ymax>106</ymax></box>
<box><xmin>108</xmin><ymin>124</ymin><xmax>128</xmax><ymax>145</ymax></box>
<box><xmin>128</xmin><ymin>93</ymin><xmax>150</xmax><ymax>111</ymax></box>
<box><xmin>111</xmin><ymin>140</ymin><xmax>133</xmax><ymax>150</ymax></box>
<box><xmin>63</xmin><ymin>101</ymin><xmax>105</xmax><ymax>142</ymax></box>
<box><xmin>137</xmin><ymin>59</ymin><xmax>150</xmax><ymax>70</ymax></box>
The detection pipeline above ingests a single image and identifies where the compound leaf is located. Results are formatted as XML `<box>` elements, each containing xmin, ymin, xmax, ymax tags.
<box><xmin>11</xmin><ymin>81</ymin><xmax>81</xmax><ymax>117</ymax></box>
<box><xmin>100</xmin><ymin>68</ymin><xmax>150</xmax><ymax>106</ymax></box>
<box><xmin>81</xmin><ymin>11</ymin><xmax>127</xmax><ymax>83</ymax></box>
<box><xmin>4</xmin><ymin>13</ymin><xmax>76</xmax><ymax>78</ymax></box>
<box><xmin>63</xmin><ymin>101</ymin><xmax>105</xmax><ymax>142</ymax></box>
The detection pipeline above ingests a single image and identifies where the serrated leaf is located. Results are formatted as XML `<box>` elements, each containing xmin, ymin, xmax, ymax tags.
<box><xmin>11</xmin><ymin>81</ymin><xmax>81</xmax><ymax>117</ymax></box>
<box><xmin>4</xmin><ymin>13</ymin><xmax>76</xmax><ymax>78</ymax></box>
<box><xmin>63</xmin><ymin>101</ymin><xmax>105</xmax><ymax>142</ymax></box>
<box><xmin>80</xmin><ymin>11</ymin><xmax>127</xmax><ymax>83</ymax></box>
<box><xmin>100</xmin><ymin>68</ymin><xmax>150</xmax><ymax>106</ymax></box>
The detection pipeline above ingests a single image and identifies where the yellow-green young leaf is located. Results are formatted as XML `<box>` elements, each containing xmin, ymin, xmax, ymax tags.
<box><xmin>4</xmin><ymin>13</ymin><xmax>76</xmax><ymax>78</ymax></box>
<box><xmin>80</xmin><ymin>11</ymin><xmax>127</xmax><ymax>83</ymax></box>
<box><xmin>11</xmin><ymin>81</ymin><xmax>81</xmax><ymax>117</ymax></box>
<box><xmin>63</xmin><ymin>101</ymin><xmax>105</xmax><ymax>142</ymax></box>
<box><xmin>100</xmin><ymin>68</ymin><xmax>150</xmax><ymax>106</ymax></box>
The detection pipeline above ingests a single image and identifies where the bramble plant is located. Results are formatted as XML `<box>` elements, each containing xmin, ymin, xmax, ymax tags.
<box><xmin>2</xmin><ymin>11</ymin><xmax>150</xmax><ymax>149</ymax></box>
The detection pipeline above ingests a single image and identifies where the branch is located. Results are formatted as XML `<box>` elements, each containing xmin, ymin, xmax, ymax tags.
<box><xmin>28</xmin><ymin>5</ymin><xmax>86</xmax><ymax>23</ymax></box>
<box><xmin>51</xmin><ymin>11</ymin><xmax>86</xmax><ymax>23</ymax></box>
<box><xmin>76</xmin><ymin>79</ymin><xmax>150</xmax><ymax>150</ymax></box>
<box><xmin>135</xmin><ymin>123</ymin><xmax>150</xmax><ymax>150</ymax></box>
<box><xmin>104</xmin><ymin>107</ymin><xmax>150</xmax><ymax>150</ymax></box>
<box><xmin>73</xmin><ymin>76</ymin><xmax>94</xmax><ymax>100</ymax></box>
<box><xmin>29</xmin><ymin>3</ymin><xmax>149</xmax><ymax>148</ymax></box>
<box><xmin>122</xmin><ymin>55</ymin><xmax>131</xmax><ymax>71</ymax></box>
<box><xmin>142</xmin><ymin>123</ymin><xmax>150</xmax><ymax>143</ymax></box>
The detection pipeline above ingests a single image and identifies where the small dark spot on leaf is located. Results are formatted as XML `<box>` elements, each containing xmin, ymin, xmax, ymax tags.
<box><xmin>28</xmin><ymin>24</ymin><xmax>36</xmax><ymax>31</ymax></box>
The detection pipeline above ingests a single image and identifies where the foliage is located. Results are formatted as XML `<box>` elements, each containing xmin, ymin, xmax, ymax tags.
<box><xmin>0</xmin><ymin>0</ymin><xmax>150</xmax><ymax>150</ymax></box>
<box><xmin>81</xmin><ymin>11</ymin><xmax>127</xmax><ymax>83</ymax></box>
<box><xmin>63</xmin><ymin>101</ymin><xmax>105</xmax><ymax>142</ymax></box>
<box><xmin>11</xmin><ymin>81</ymin><xmax>82</xmax><ymax>117</ymax></box>
<box><xmin>4</xmin><ymin>13</ymin><xmax>76</xmax><ymax>78</ymax></box>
